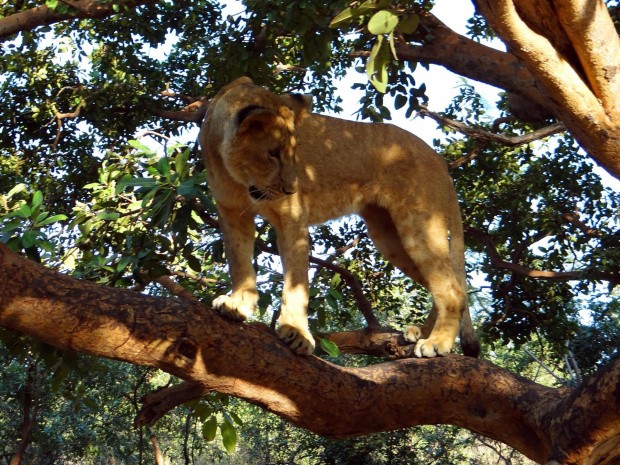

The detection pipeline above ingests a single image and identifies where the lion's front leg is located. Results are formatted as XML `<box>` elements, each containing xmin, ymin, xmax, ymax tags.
<box><xmin>273</xmin><ymin>218</ymin><xmax>315</xmax><ymax>356</ymax></box>
<box><xmin>213</xmin><ymin>206</ymin><xmax>258</xmax><ymax>321</ymax></box>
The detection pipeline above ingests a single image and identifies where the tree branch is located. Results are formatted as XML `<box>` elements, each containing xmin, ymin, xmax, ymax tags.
<box><xmin>0</xmin><ymin>0</ymin><xmax>155</xmax><ymax>40</ymax></box>
<box><xmin>417</xmin><ymin>106</ymin><xmax>566</xmax><ymax>147</ymax></box>
<box><xmin>1</xmin><ymin>243</ymin><xmax>620</xmax><ymax>464</ymax></box>
<box><xmin>474</xmin><ymin>0</ymin><xmax>620</xmax><ymax>180</ymax></box>
<box><xmin>352</xmin><ymin>12</ymin><xmax>550</xmax><ymax>109</ymax></box>
<box><xmin>257</xmin><ymin>243</ymin><xmax>381</xmax><ymax>328</ymax></box>
<box><xmin>465</xmin><ymin>226</ymin><xmax>620</xmax><ymax>286</ymax></box>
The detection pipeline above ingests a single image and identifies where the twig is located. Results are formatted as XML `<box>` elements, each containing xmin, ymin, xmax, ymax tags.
<box><xmin>138</xmin><ymin>271</ymin><xmax>200</xmax><ymax>302</ymax></box>
<box><xmin>418</xmin><ymin>106</ymin><xmax>566</xmax><ymax>147</ymax></box>
<box><xmin>523</xmin><ymin>347</ymin><xmax>568</xmax><ymax>385</ymax></box>
<box><xmin>465</xmin><ymin>226</ymin><xmax>620</xmax><ymax>286</ymax></box>
<box><xmin>257</xmin><ymin>243</ymin><xmax>381</xmax><ymax>328</ymax></box>
<box><xmin>561</xmin><ymin>212</ymin><xmax>603</xmax><ymax>237</ymax></box>
<box><xmin>448</xmin><ymin>141</ymin><xmax>486</xmax><ymax>170</ymax></box>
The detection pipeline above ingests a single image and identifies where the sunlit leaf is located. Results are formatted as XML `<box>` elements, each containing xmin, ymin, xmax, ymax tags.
<box><xmin>36</xmin><ymin>214</ymin><xmax>68</xmax><ymax>227</ymax></box>
<box><xmin>220</xmin><ymin>421</ymin><xmax>237</xmax><ymax>453</ymax></box>
<box><xmin>320</xmin><ymin>338</ymin><xmax>341</xmax><ymax>357</ymax></box>
<box><xmin>368</xmin><ymin>10</ymin><xmax>398</xmax><ymax>35</ymax></box>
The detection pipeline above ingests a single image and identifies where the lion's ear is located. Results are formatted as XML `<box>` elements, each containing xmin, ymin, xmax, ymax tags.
<box><xmin>280</xmin><ymin>93</ymin><xmax>312</xmax><ymax>122</ymax></box>
<box><xmin>235</xmin><ymin>105</ymin><xmax>278</xmax><ymax>134</ymax></box>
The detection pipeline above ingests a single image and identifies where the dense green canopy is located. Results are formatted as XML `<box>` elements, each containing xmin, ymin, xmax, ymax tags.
<box><xmin>1</xmin><ymin>1</ymin><xmax>620</xmax><ymax>463</ymax></box>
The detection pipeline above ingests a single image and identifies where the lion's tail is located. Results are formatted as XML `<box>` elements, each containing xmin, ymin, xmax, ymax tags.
<box><xmin>450</xmin><ymin>199</ymin><xmax>481</xmax><ymax>358</ymax></box>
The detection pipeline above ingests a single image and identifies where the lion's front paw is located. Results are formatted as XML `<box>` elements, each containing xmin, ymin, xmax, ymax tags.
<box><xmin>212</xmin><ymin>295</ymin><xmax>255</xmax><ymax>321</ymax></box>
<box><xmin>277</xmin><ymin>324</ymin><xmax>315</xmax><ymax>356</ymax></box>
<box><xmin>413</xmin><ymin>337</ymin><xmax>453</xmax><ymax>358</ymax></box>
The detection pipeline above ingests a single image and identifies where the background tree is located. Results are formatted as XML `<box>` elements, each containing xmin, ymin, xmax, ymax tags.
<box><xmin>1</xmin><ymin>1</ymin><xmax>620</xmax><ymax>464</ymax></box>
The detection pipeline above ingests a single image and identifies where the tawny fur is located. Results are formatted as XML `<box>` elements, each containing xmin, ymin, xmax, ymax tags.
<box><xmin>200</xmin><ymin>77</ymin><xmax>479</xmax><ymax>358</ymax></box>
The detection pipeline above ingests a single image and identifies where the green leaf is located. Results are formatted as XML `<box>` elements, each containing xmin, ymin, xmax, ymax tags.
<box><xmin>97</xmin><ymin>211</ymin><xmax>120</xmax><ymax>221</ymax></box>
<box><xmin>128</xmin><ymin>139</ymin><xmax>154</xmax><ymax>155</ymax></box>
<box><xmin>398</xmin><ymin>14</ymin><xmax>420</xmax><ymax>34</ymax></box>
<box><xmin>46</xmin><ymin>0</ymin><xmax>59</xmax><ymax>10</ymax></box>
<box><xmin>187</xmin><ymin>254</ymin><xmax>202</xmax><ymax>272</ymax></box>
<box><xmin>175</xmin><ymin>148</ymin><xmax>190</xmax><ymax>177</ymax></box>
<box><xmin>326</xmin><ymin>293</ymin><xmax>339</xmax><ymax>309</ymax></box>
<box><xmin>141</xmin><ymin>186</ymin><xmax>160</xmax><ymax>208</ymax></box>
<box><xmin>319</xmin><ymin>338</ymin><xmax>340</xmax><ymax>357</ymax></box>
<box><xmin>177</xmin><ymin>179</ymin><xmax>196</xmax><ymax>196</ymax></box>
<box><xmin>192</xmin><ymin>403</ymin><xmax>214</xmax><ymax>421</ymax></box>
<box><xmin>116</xmin><ymin>256</ymin><xmax>132</xmax><ymax>272</ymax></box>
<box><xmin>367</xmin><ymin>35</ymin><xmax>390</xmax><ymax>93</ymax></box>
<box><xmin>117</xmin><ymin>177</ymin><xmax>158</xmax><ymax>194</ymax></box>
<box><xmin>7</xmin><ymin>183</ymin><xmax>27</xmax><ymax>198</ymax></box>
<box><xmin>202</xmin><ymin>416</ymin><xmax>217</xmax><ymax>441</ymax></box>
<box><xmin>329</xmin><ymin>7</ymin><xmax>355</xmax><ymax>28</ymax></box>
<box><xmin>34</xmin><ymin>212</ymin><xmax>49</xmax><ymax>224</ymax></box>
<box><xmin>31</xmin><ymin>191</ymin><xmax>43</xmax><ymax>209</ymax></box>
<box><xmin>36</xmin><ymin>214</ymin><xmax>68</xmax><ymax>227</ymax></box>
<box><xmin>50</xmin><ymin>363</ymin><xmax>70</xmax><ymax>392</ymax></box>
<box><xmin>388</xmin><ymin>30</ymin><xmax>398</xmax><ymax>59</ymax></box>
<box><xmin>21</xmin><ymin>230</ymin><xmax>40</xmax><ymax>249</ymax></box>
<box><xmin>157</xmin><ymin>157</ymin><xmax>171</xmax><ymax>180</ymax></box>
<box><xmin>368</xmin><ymin>10</ymin><xmax>398</xmax><ymax>35</ymax></box>
<box><xmin>229</xmin><ymin>411</ymin><xmax>244</xmax><ymax>427</ymax></box>
<box><xmin>220</xmin><ymin>421</ymin><xmax>237</xmax><ymax>453</ymax></box>
<box><xmin>37</xmin><ymin>239</ymin><xmax>55</xmax><ymax>252</ymax></box>
<box><xmin>16</xmin><ymin>204</ymin><xmax>32</xmax><ymax>219</ymax></box>
<box><xmin>395</xmin><ymin>94</ymin><xmax>408</xmax><ymax>110</ymax></box>
<box><xmin>1</xmin><ymin>219</ymin><xmax>22</xmax><ymax>233</ymax></box>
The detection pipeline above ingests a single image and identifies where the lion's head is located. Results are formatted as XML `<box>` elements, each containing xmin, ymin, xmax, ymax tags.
<box><xmin>207</xmin><ymin>78</ymin><xmax>311</xmax><ymax>202</ymax></box>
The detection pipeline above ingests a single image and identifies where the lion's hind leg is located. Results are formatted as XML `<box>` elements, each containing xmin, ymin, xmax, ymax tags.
<box><xmin>362</xmin><ymin>205</ymin><xmax>465</xmax><ymax>357</ymax></box>
<box><xmin>397</xmin><ymin>215</ymin><xmax>466</xmax><ymax>357</ymax></box>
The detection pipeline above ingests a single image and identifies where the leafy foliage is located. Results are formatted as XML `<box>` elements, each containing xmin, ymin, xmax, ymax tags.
<box><xmin>1</xmin><ymin>0</ymin><xmax>619</xmax><ymax>463</ymax></box>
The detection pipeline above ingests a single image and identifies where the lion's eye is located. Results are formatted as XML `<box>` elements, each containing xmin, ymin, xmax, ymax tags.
<box><xmin>268</xmin><ymin>150</ymin><xmax>280</xmax><ymax>160</ymax></box>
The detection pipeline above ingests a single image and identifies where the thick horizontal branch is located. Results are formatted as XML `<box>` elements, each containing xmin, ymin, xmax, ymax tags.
<box><xmin>0</xmin><ymin>0</ymin><xmax>155</xmax><ymax>40</ymax></box>
<box><xmin>2</xmin><ymin>244</ymin><xmax>620</xmax><ymax>463</ymax></box>
<box><xmin>136</xmin><ymin>326</ymin><xmax>415</xmax><ymax>427</ymax></box>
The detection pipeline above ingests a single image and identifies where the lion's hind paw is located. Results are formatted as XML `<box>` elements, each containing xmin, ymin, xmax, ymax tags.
<box><xmin>403</xmin><ymin>325</ymin><xmax>423</xmax><ymax>344</ymax></box>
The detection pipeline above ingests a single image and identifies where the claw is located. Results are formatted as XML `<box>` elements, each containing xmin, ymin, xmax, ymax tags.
<box><xmin>277</xmin><ymin>324</ymin><xmax>315</xmax><ymax>356</ymax></box>
<box><xmin>212</xmin><ymin>295</ymin><xmax>255</xmax><ymax>321</ymax></box>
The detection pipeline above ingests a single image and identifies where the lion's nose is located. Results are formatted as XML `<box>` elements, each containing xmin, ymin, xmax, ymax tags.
<box><xmin>282</xmin><ymin>187</ymin><xmax>296</xmax><ymax>195</ymax></box>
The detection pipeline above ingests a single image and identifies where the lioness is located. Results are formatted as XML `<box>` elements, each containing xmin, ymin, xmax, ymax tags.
<box><xmin>200</xmin><ymin>77</ymin><xmax>479</xmax><ymax>358</ymax></box>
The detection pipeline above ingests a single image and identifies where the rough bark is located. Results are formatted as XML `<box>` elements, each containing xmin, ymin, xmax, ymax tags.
<box><xmin>473</xmin><ymin>0</ymin><xmax>620</xmax><ymax>179</ymax></box>
<box><xmin>1</xmin><ymin>244</ymin><xmax>620</xmax><ymax>464</ymax></box>
<box><xmin>0</xmin><ymin>0</ymin><xmax>155</xmax><ymax>40</ymax></box>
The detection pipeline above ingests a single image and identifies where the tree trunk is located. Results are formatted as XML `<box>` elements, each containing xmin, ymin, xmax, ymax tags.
<box><xmin>148</xmin><ymin>427</ymin><xmax>165</xmax><ymax>465</ymax></box>
<box><xmin>474</xmin><ymin>0</ymin><xmax>620</xmax><ymax>179</ymax></box>
<box><xmin>0</xmin><ymin>244</ymin><xmax>619</xmax><ymax>464</ymax></box>
<box><xmin>10</xmin><ymin>363</ymin><xmax>42</xmax><ymax>465</ymax></box>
